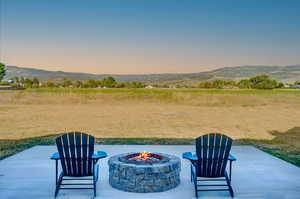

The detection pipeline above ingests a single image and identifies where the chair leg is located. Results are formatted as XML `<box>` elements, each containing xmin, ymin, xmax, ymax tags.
<box><xmin>55</xmin><ymin>173</ymin><xmax>64</xmax><ymax>197</ymax></box>
<box><xmin>93</xmin><ymin>177</ymin><xmax>97</xmax><ymax>197</ymax></box>
<box><xmin>191</xmin><ymin>165</ymin><xmax>198</xmax><ymax>198</ymax></box>
<box><xmin>193</xmin><ymin>179</ymin><xmax>198</xmax><ymax>198</ymax></box>
<box><xmin>225</xmin><ymin>173</ymin><xmax>234</xmax><ymax>198</ymax></box>
<box><xmin>229</xmin><ymin>160</ymin><xmax>232</xmax><ymax>182</ymax></box>
<box><xmin>190</xmin><ymin>164</ymin><xmax>193</xmax><ymax>182</ymax></box>
<box><xmin>93</xmin><ymin>162</ymin><xmax>99</xmax><ymax>197</ymax></box>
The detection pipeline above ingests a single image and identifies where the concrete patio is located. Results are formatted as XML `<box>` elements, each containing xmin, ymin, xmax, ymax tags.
<box><xmin>0</xmin><ymin>145</ymin><xmax>299</xmax><ymax>199</ymax></box>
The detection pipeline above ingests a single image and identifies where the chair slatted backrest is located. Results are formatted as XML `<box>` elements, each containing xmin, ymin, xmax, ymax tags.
<box><xmin>195</xmin><ymin>133</ymin><xmax>232</xmax><ymax>177</ymax></box>
<box><xmin>56</xmin><ymin>132</ymin><xmax>95</xmax><ymax>177</ymax></box>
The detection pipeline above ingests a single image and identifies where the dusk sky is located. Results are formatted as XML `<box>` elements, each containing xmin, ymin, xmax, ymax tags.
<box><xmin>1</xmin><ymin>0</ymin><xmax>300</xmax><ymax>74</ymax></box>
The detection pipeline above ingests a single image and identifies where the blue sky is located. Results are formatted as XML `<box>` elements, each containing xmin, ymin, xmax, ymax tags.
<box><xmin>1</xmin><ymin>0</ymin><xmax>300</xmax><ymax>74</ymax></box>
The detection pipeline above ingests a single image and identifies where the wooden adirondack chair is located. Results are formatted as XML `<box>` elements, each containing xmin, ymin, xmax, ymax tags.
<box><xmin>183</xmin><ymin>133</ymin><xmax>237</xmax><ymax>198</ymax></box>
<box><xmin>51</xmin><ymin>132</ymin><xmax>107</xmax><ymax>197</ymax></box>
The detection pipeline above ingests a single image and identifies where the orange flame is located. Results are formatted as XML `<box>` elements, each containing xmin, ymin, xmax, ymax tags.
<box><xmin>133</xmin><ymin>152</ymin><xmax>151</xmax><ymax>161</ymax></box>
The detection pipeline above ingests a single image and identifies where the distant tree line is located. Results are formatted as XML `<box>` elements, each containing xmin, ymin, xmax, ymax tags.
<box><xmin>198</xmin><ymin>75</ymin><xmax>285</xmax><ymax>89</ymax></box>
<box><xmin>5</xmin><ymin>76</ymin><xmax>147</xmax><ymax>89</ymax></box>
<box><xmin>6</xmin><ymin>76</ymin><xmax>40</xmax><ymax>88</ymax></box>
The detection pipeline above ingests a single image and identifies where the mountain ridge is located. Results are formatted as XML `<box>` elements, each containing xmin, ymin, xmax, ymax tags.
<box><xmin>4</xmin><ymin>65</ymin><xmax>300</xmax><ymax>84</ymax></box>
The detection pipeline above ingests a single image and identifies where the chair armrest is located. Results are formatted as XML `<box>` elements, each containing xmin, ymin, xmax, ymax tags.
<box><xmin>228</xmin><ymin>154</ymin><xmax>237</xmax><ymax>161</ymax></box>
<box><xmin>50</xmin><ymin>152</ymin><xmax>60</xmax><ymax>160</ymax></box>
<box><xmin>92</xmin><ymin>151</ymin><xmax>108</xmax><ymax>160</ymax></box>
<box><xmin>182</xmin><ymin>152</ymin><xmax>198</xmax><ymax>161</ymax></box>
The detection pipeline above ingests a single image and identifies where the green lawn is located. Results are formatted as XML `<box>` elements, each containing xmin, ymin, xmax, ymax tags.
<box><xmin>1</xmin><ymin>129</ymin><xmax>299</xmax><ymax>167</ymax></box>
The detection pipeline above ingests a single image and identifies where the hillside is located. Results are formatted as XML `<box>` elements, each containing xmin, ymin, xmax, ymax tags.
<box><xmin>4</xmin><ymin>66</ymin><xmax>187</xmax><ymax>82</ymax></box>
<box><xmin>4</xmin><ymin>65</ymin><xmax>300</xmax><ymax>84</ymax></box>
<box><xmin>206</xmin><ymin>65</ymin><xmax>300</xmax><ymax>82</ymax></box>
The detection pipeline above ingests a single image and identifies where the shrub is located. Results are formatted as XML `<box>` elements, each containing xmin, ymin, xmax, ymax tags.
<box><xmin>238</xmin><ymin>74</ymin><xmax>283</xmax><ymax>89</ymax></box>
<box><xmin>73</xmin><ymin>80</ymin><xmax>83</xmax><ymax>88</ymax></box>
<box><xmin>61</xmin><ymin>78</ymin><xmax>72</xmax><ymax>88</ymax></box>
<box><xmin>249</xmin><ymin>75</ymin><xmax>281</xmax><ymax>89</ymax></box>
<box><xmin>277</xmin><ymin>82</ymin><xmax>284</xmax><ymax>88</ymax></box>
<box><xmin>238</xmin><ymin>79</ymin><xmax>253</xmax><ymax>89</ymax></box>
<box><xmin>115</xmin><ymin>82</ymin><xmax>126</xmax><ymax>88</ymax></box>
<box><xmin>199</xmin><ymin>80</ymin><xmax>236</xmax><ymax>89</ymax></box>
<box><xmin>24</xmin><ymin>78</ymin><xmax>33</xmax><ymax>88</ymax></box>
<box><xmin>0</xmin><ymin>81</ymin><xmax>9</xmax><ymax>86</ymax></box>
<box><xmin>126</xmin><ymin>81</ymin><xmax>146</xmax><ymax>88</ymax></box>
<box><xmin>0</xmin><ymin>62</ymin><xmax>5</xmax><ymax>82</ymax></box>
<box><xmin>102</xmin><ymin>76</ymin><xmax>117</xmax><ymax>88</ymax></box>
<box><xmin>83</xmin><ymin>79</ymin><xmax>98</xmax><ymax>88</ymax></box>
<box><xmin>32</xmin><ymin>77</ymin><xmax>40</xmax><ymax>88</ymax></box>
<box><xmin>42</xmin><ymin>81</ymin><xmax>57</xmax><ymax>88</ymax></box>
<box><xmin>10</xmin><ymin>83</ymin><xmax>21</xmax><ymax>87</ymax></box>
<box><xmin>198</xmin><ymin>81</ymin><xmax>213</xmax><ymax>89</ymax></box>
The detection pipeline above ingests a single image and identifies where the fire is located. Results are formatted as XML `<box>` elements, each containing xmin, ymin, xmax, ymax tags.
<box><xmin>132</xmin><ymin>152</ymin><xmax>151</xmax><ymax>161</ymax></box>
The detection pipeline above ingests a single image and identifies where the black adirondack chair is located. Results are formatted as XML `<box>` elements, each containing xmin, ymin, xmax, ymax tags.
<box><xmin>183</xmin><ymin>133</ymin><xmax>237</xmax><ymax>198</ymax></box>
<box><xmin>50</xmin><ymin>132</ymin><xmax>107</xmax><ymax>197</ymax></box>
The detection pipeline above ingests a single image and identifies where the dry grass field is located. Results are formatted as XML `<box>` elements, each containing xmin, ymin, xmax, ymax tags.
<box><xmin>1</xmin><ymin>88</ymin><xmax>300</xmax><ymax>140</ymax></box>
<box><xmin>1</xmin><ymin>88</ymin><xmax>300</xmax><ymax>166</ymax></box>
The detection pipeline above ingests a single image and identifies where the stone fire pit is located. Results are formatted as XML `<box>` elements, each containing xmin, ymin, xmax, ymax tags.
<box><xmin>108</xmin><ymin>152</ymin><xmax>181</xmax><ymax>193</ymax></box>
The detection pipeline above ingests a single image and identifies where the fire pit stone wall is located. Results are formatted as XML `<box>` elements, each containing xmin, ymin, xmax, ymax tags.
<box><xmin>108</xmin><ymin>153</ymin><xmax>181</xmax><ymax>193</ymax></box>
